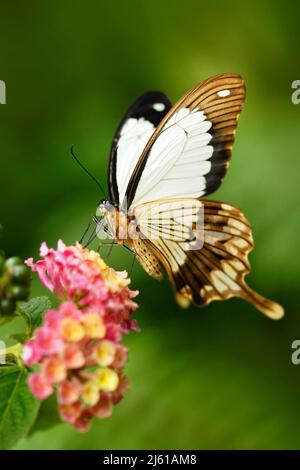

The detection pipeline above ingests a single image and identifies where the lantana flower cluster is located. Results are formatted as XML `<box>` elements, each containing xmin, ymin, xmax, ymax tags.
<box><xmin>23</xmin><ymin>241</ymin><xmax>138</xmax><ymax>432</ymax></box>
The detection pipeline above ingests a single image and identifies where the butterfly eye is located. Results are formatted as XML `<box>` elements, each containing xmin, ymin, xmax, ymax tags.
<box><xmin>97</xmin><ymin>203</ymin><xmax>105</xmax><ymax>215</ymax></box>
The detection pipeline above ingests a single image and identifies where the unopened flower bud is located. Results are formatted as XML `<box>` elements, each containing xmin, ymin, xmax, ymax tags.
<box><xmin>11</xmin><ymin>264</ymin><xmax>30</xmax><ymax>283</ymax></box>
<box><xmin>0</xmin><ymin>254</ymin><xmax>30</xmax><ymax>317</ymax></box>
<box><xmin>7</xmin><ymin>284</ymin><xmax>29</xmax><ymax>300</ymax></box>
<box><xmin>5</xmin><ymin>256</ymin><xmax>23</xmax><ymax>269</ymax></box>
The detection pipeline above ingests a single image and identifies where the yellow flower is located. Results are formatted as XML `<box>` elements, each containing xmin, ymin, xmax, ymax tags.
<box><xmin>95</xmin><ymin>368</ymin><xmax>119</xmax><ymax>392</ymax></box>
<box><xmin>82</xmin><ymin>313</ymin><xmax>106</xmax><ymax>339</ymax></box>
<box><xmin>60</xmin><ymin>318</ymin><xmax>85</xmax><ymax>342</ymax></box>
<box><xmin>81</xmin><ymin>380</ymin><xmax>100</xmax><ymax>407</ymax></box>
<box><xmin>93</xmin><ymin>340</ymin><xmax>116</xmax><ymax>366</ymax></box>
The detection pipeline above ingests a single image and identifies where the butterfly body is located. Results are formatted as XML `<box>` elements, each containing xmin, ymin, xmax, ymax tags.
<box><xmin>99</xmin><ymin>74</ymin><xmax>284</xmax><ymax>320</ymax></box>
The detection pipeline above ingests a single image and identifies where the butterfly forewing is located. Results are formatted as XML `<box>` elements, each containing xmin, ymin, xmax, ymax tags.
<box><xmin>124</xmin><ymin>73</ymin><xmax>246</xmax><ymax>207</ymax></box>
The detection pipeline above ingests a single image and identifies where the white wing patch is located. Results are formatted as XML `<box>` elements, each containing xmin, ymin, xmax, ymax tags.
<box><xmin>116</xmin><ymin>117</ymin><xmax>155</xmax><ymax>203</ymax></box>
<box><xmin>133</xmin><ymin>199</ymin><xmax>204</xmax><ymax>244</ymax></box>
<box><xmin>130</xmin><ymin>108</ymin><xmax>213</xmax><ymax>206</ymax></box>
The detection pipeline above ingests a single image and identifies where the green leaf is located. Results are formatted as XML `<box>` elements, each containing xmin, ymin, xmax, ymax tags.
<box><xmin>9</xmin><ymin>333</ymin><xmax>28</xmax><ymax>343</ymax></box>
<box><xmin>28</xmin><ymin>395</ymin><xmax>60</xmax><ymax>436</ymax></box>
<box><xmin>18</xmin><ymin>296</ymin><xmax>51</xmax><ymax>337</ymax></box>
<box><xmin>0</xmin><ymin>315</ymin><xmax>15</xmax><ymax>328</ymax></box>
<box><xmin>0</xmin><ymin>365</ymin><xmax>40</xmax><ymax>449</ymax></box>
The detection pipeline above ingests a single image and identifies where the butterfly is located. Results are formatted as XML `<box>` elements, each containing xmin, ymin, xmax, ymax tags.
<box><xmin>97</xmin><ymin>73</ymin><xmax>284</xmax><ymax>320</ymax></box>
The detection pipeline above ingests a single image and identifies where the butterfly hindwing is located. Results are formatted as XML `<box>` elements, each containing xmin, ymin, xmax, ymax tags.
<box><xmin>133</xmin><ymin>199</ymin><xmax>203</xmax><ymax>242</ymax></box>
<box><xmin>131</xmin><ymin>237</ymin><xmax>163</xmax><ymax>280</ymax></box>
<box><xmin>108</xmin><ymin>91</ymin><xmax>172</xmax><ymax>205</ymax></box>
<box><xmin>134</xmin><ymin>199</ymin><xmax>283</xmax><ymax>319</ymax></box>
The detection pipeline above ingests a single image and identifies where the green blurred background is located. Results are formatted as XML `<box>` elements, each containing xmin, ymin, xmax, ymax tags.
<box><xmin>1</xmin><ymin>0</ymin><xmax>300</xmax><ymax>450</ymax></box>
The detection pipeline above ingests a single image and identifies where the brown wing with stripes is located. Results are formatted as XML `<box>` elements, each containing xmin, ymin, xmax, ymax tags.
<box><xmin>135</xmin><ymin>200</ymin><xmax>284</xmax><ymax>320</ymax></box>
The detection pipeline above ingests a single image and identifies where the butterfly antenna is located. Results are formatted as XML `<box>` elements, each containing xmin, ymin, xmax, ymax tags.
<box><xmin>70</xmin><ymin>145</ymin><xmax>106</xmax><ymax>198</ymax></box>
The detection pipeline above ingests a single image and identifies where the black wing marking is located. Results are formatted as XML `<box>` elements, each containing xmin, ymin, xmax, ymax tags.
<box><xmin>108</xmin><ymin>91</ymin><xmax>172</xmax><ymax>205</ymax></box>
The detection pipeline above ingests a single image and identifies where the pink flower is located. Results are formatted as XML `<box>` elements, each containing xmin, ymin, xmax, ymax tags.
<box><xmin>59</xmin><ymin>401</ymin><xmax>82</xmax><ymax>424</ymax></box>
<box><xmin>22</xmin><ymin>340</ymin><xmax>41</xmax><ymax>365</ymax></box>
<box><xmin>113</xmin><ymin>345</ymin><xmax>128</xmax><ymax>369</ymax></box>
<box><xmin>63</xmin><ymin>344</ymin><xmax>85</xmax><ymax>369</ymax></box>
<box><xmin>25</xmin><ymin>241</ymin><xmax>138</xmax><ymax>332</ymax></box>
<box><xmin>92</xmin><ymin>393</ymin><xmax>113</xmax><ymax>419</ymax></box>
<box><xmin>58</xmin><ymin>381</ymin><xmax>81</xmax><ymax>405</ymax></box>
<box><xmin>28</xmin><ymin>373</ymin><xmax>53</xmax><ymax>399</ymax></box>
<box><xmin>43</xmin><ymin>357</ymin><xmax>66</xmax><ymax>384</ymax></box>
<box><xmin>74</xmin><ymin>412</ymin><xmax>93</xmax><ymax>433</ymax></box>
<box><xmin>35</xmin><ymin>327</ymin><xmax>63</xmax><ymax>355</ymax></box>
<box><xmin>24</xmin><ymin>242</ymin><xmax>139</xmax><ymax>432</ymax></box>
<box><xmin>25</xmin><ymin>301</ymin><xmax>132</xmax><ymax>430</ymax></box>
<box><xmin>44</xmin><ymin>309</ymin><xmax>61</xmax><ymax>329</ymax></box>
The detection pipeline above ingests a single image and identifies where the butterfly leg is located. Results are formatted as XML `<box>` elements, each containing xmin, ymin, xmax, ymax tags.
<box><xmin>83</xmin><ymin>225</ymin><xmax>98</xmax><ymax>248</ymax></box>
<box><xmin>79</xmin><ymin>218</ymin><xmax>93</xmax><ymax>244</ymax></box>
<box><xmin>129</xmin><ymin>253</ymin><xmax>137</xmax><ymax>277</ymax></box>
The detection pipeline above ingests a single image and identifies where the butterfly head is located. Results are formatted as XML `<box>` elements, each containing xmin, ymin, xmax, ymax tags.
<box><xmin>97</xmin><ymin>200</ymin><xmax>119</xmax><ymax>231</ymax></box>
<box><xmin>96</xmin><ymin>200</ymin><xmax>125</xmax><ymax>242</ymax></box>
<box><xmin>98</xmin><ymin>199</ymin><xmax>118</xmax><ymax>216</ymax></box>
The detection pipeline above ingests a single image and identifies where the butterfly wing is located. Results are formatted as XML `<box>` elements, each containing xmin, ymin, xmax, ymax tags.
<box><xmin>133</xmin><ymin>199</ymin><xmax>284</xmax><ymax>320</ymax></box>
<box><xmin>108</xmin><ymin>91</ymin><xmax>172</xmax><ymax>205</ymax></box>
<box><xmin>129</xmin><ymin>198</ymin><xmax>204</xmax><ymax>280</ymax></box>
<box><xmin>124</xmin><ymin>73</ymin><xmax>245</xmax><ymax>208</ymax></box>
<box><xmin>107</xmin><ymin>74</ymin><xmax>283</xmax><ymax>319</ymax></box>
<box><xmin>132</xmin><ymin>199</ymin><xmax>204</xmax><ymax>242</ymax></box>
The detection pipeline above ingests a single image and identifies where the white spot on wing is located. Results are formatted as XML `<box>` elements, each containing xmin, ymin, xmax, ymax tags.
<box><xmin>217</xmin><ymin>89</ymin><xmax>230</xmax><ymax>97</ymax></box>
<box><xmin>153</xmin><ymin>103</ymin><xmax>165</xmax><ymax>112</ymax></box>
